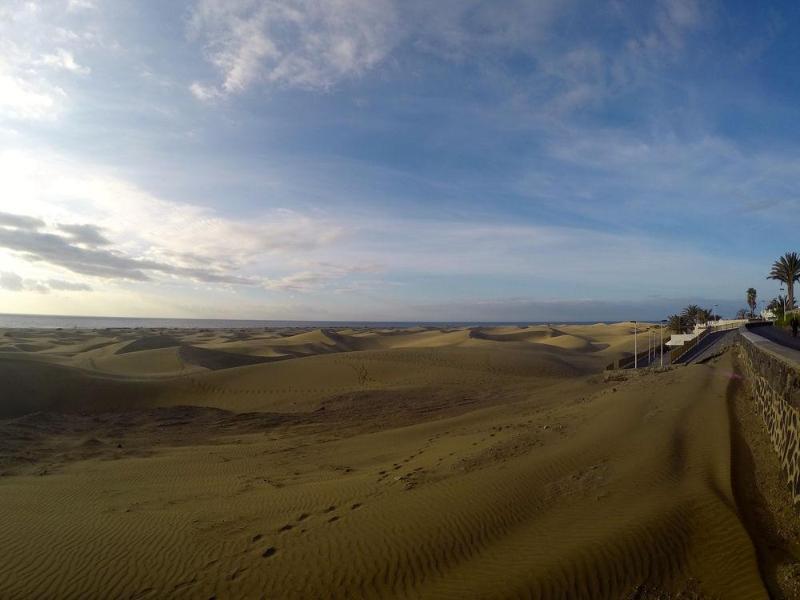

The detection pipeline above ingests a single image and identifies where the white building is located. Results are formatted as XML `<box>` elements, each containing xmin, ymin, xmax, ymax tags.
<box><xmin>761</xmin><ymin>308</ymin><xmax>777</xmax><ymax>320</ymax></box>
<box><xmin>665</xmin><ymin>318</ymin><xmax>748</xmax><ymax>348</ymax></box>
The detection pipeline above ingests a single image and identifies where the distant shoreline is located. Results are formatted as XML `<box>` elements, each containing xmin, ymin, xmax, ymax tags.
<box><xmin>0</xmin><ymin>313</ymin><xmax>621</xmax><ymax>330</ymax></box>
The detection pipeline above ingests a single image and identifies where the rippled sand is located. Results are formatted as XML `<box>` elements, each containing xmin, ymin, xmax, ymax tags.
<box><xmin>0</xmin><ymin>324</ymin><xmax>770</xmax><ymax>598</ymax></box>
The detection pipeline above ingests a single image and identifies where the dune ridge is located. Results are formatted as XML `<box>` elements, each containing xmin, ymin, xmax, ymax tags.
<box><xmin>0</xmin><ymin>324</ymin><xmax>773</xmax><ymax>598</ymax></box>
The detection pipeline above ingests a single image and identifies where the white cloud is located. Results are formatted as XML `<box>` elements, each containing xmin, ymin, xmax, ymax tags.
<box><xmin>67</xmin><ymin>0</ymin><xmax>96</xmax><ymax>11</ymax></box>
<box><xmin>188</xmin><ymin>0</ymin><xmax>399</xmax><ymax>97</ymax></box>
<box><xmin>0</xmin><ymin>59</ymin><xmax>65</xmax><ymax>120</ymax></box>
<box><xmin>0</xmin><ymin>141</ymin><xmax>773</xmax><ymax>317</ymax></box>
<box><xmin>184</xmin><ymin>0</ymin><xmax>707</xmax><ymax>115</ymax></box>
<box><xmin>264</xmin><ymin>262</ymin><xmax>380</xmax><ymax>292</ymax></box>
<box><xmin>186</xmin><ymin>0</ymin><xmax>580</xmax><ymax>99</ymax></box>
<box><xmin>406</xmin><ymin>0</ymin><xmax>569</xmax><ymax>61</ymax></box>
<box><xmin>189</xmin><ymin>81</ymin><xmax>222</xmax><ymax>101</ymax></box>
<box><xmin>39</xmin><ymin>48</ymin><xmax>90</xmax><ymax>74</ymax></box>
<box><xmin>0</xmin><ymin>148</ymin><xmax>347</xmax><ymax>290</ymax></box>
<box><xmin>46</xmin><ymin>278</ymin><xmax>92</xmax><ymax>291</ymax></box>
<box><xmin>0</xmin><ymin>1</ymin><xmax>99</xmax><ymax>120</ymax></box>
<box><xmin>659</xmin><ymin>0</ymin><xmax>703</xmax><ymax>37</ymax></box>
<box><xmin>0</xmin><ymin>272</ymin><xmax>23</xmax><ymax>291</ymax></box>
<box><xmin>627</xmin><ymin>0</ymin><xmax>705</xmax><ymax>58</ymax></box>
<box><xmin>0</xmin><ymin>271</ymin><xmax>90</xmax><ymax>293</ymax></box>
<box><xmin>264</xmin><ymin>270</ymin><xmax>331</xmax><ymax>292</ymax></box>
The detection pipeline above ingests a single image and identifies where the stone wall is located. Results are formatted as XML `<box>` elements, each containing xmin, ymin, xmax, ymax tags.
<box><xmin>737</xmin><ymin>331</ymin><xmax>800</xmax><ymax>504</ymax></box>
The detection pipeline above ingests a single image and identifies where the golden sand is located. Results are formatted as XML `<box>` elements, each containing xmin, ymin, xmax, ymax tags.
<box><xmin>0</xmin><ymin>324</ymin><xmax>771</xmax><ymax>598</ymax></box>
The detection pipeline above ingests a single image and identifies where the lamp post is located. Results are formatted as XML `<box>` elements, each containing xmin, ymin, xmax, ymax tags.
<box><xmin>651</xmin><ymin>329</ymin><xmax>655</xmax><ymax>363</ymax></box>
<box><xmin>660</xmin><ymin>319</ymin><xmax>666</xmax><ymax>368</ymax></box>
<box><xmin>650</xmin><ymin>329</ymin><xmax>654</xmax><ymax>363</ymax></box>
<box><xmin>781</xmin><ymin>286</ymin><xmax>788</xmax><ymax>318</ymax></box>
<box><xmin>634</xmin><ymin>321</ymin><xmax>637</xmax><ymax>369</ymax></box>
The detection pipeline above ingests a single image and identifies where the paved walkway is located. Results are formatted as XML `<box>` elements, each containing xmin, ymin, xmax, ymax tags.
<box><xmin>676</xmin><ymin>328</ymin><xmax>740</xmax><ymax>364</ymax></box>
<box><xmin>743</xmin><ymin>325</ymin><xmax>800</xmax><ymax>365</ymax></box>
<box><xmin>746</xmin><ymin>323</ymin><xmax>800</xmax><ymax>352</ymax></box>
<box><xmin>622</xmin><ymin>324</ymin><xmax>797</xmax><ymax>370</ymax></box>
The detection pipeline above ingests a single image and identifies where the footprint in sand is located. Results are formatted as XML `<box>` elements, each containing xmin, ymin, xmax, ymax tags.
<box><xmin>322</xmin><ymin>506</ymin><xmax>336</xmax><ymax>513</ymax></box>
<box><xmin>262</xmin><ymin>547</ymin><xmax>277</xmax><ymax>558</ymax></box>
<box><xmin>278</xmin><ymin>524</ymin><xmax>293</xmax><ymax>532</ymax></box>
<box><xmin>172</xmin><ymin>578</ymin><xmax>197</xmax><ymax>592</ymax></box>
<box><xmin>350</xmin><ymin>503</ymin><xmax>362</xmax><ymax>510</ymax></box>
<box><xmin>297</xmin><ymin>513</ymin><xmax>310</xmax><ymax>522</ymax></box>
<box><xmin>328</xmin><ymin>516</ymin><xmax>339</xmax><ymax>523</ymax></box>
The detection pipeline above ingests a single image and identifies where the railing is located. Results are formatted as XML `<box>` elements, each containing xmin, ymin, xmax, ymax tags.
<box><xmin>606</xmin><ymin>319</ymin><xmax>750</xmax><ymax>371</ymax></box>
<box><xmin>669</xmin><ymin>328</ymin><xmax>711</xmax><ymax>364</ymax></box>
<box><xmin>669</xmin><ymin>320</ymin><xmax>744</xmax><ymax>364</ymax></box>
<box><xmin>606</xmin><ymin>334</ymin><xmax>671</xmax><ymax>370</ymax></box>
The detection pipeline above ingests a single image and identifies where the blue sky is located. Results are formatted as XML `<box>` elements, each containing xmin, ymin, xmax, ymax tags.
<box><xmin>0</xmin><ymin>0</ymin><xmax>798</xmax><ymax>321</ymax></box>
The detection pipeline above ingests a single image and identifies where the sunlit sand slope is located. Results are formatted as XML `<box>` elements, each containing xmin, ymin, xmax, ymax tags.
<box><xmin>0</xmin><ymin>326</ymin><xmax>767</xmax><ymax>598</ymax></box>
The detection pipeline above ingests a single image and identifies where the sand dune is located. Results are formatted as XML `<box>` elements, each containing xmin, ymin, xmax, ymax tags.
<box><xmin>0</xmin><ymin>324</ymin><xmax>777</xmax><ymax>598</ymax></box>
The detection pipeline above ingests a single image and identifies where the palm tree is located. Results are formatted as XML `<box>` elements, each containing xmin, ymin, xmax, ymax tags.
<box><xmin>682</xmin><ymin>304</ymin><xmax>712</xmax><ymax>327</ymax></box>
<box><xmin>667</xmin><ymin>314</ymin><xmax>688</xmax><ymax>334</ymax></box>
<box><xmin>682</xmin><ymin>304</ymin><xmax>702</xmax><ymax>325</ymax></box>
<box><xmin>768</xmin><ymin>252</ymin><xmax>800</xmax><ymax>312</ymax></box>
<box><xmin>696</xmin><ymin>307</ymin><xmax>713</xmax><ymax>324</ymax></box>
<box><xmin>769</xmin><ymin>295</ymin><xmax>789</xmax><ymax>320</ymax></box>
<box><xmin>746</xmin><ymin>288</ymin><xmax>757</xmax><ymax>317</ymax></box>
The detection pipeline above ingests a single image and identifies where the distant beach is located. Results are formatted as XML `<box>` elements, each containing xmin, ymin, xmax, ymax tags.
<box><xmin>0</xmin><ymin>313</ymin><xmax>609</xmax><ymax>330</ymax></box>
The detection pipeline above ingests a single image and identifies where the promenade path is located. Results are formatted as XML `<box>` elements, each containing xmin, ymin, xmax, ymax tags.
<box><xmin>619</xmin><ymin>323</ymin><xmax>789</xmax><ymax>369</ymax></box>
<box><xmin>747</xmin><ymin>322</ymin><xmax>800</xmax><ymax>352</ymax></box>
<box><xmin>674</xmin><ymin>328</ymin><xmax>740</xmax><ymax>365</ymax></box>
<box><xmin>635</xmin><ymin>347</ymin><xmax>670</xmax><ymax>368</ymax></box>
<box><xmin>744</xmin><ymin>323</ymin><xmax>800</xmax><ymax>363</ymax></box>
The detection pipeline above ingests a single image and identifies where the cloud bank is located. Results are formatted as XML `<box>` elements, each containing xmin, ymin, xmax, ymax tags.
<box><xmin>189</xmin><ymin>0</ymin><xmax>399</xmax><ymax>97</ymax></box>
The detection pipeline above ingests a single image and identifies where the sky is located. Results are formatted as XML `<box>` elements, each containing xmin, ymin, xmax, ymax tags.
<box><xmin>0</xmin><ymin>0</ymin><xmax>799</xmax><ymax>322</ymax></box>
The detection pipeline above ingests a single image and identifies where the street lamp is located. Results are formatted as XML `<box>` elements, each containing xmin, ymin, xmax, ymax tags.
<box><xmin>781</xmin><ymin>286</ymin><xmax>788</xmax><ymax>317</ymax></box>
<box><xmin>634</xmin><ymin>321</ymin><xmax>637</xmax><ymax>369</ymax></box>
<box><xmin>650</xmin><ymin>328</ymin><xmax>655</xmax><ymax>365</ymax></box>
<box><xmin>651</xmin><ymin>328</ymin><xmax>655</xmax><ymax>363</ymax></box>
<box><xmin>660</xmin><ymin>319</ymin><xmax>667</xmax><ymax>368</ymax></box>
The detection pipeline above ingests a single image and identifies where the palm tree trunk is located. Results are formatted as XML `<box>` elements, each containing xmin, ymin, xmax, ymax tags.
<box><xmin>790</xmin><ymin>281</ymin><xmax>795</xmax><ymax>312</ymax></box>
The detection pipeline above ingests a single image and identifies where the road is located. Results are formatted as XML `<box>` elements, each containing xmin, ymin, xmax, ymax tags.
<box><xmin>673</xmin><ymin>328</ymin><xmax>740</xmax><ymax>365</ymax></box>
<box><xmin>635</xmin><ymin>346</ymin><xmax>670</xmax><ymax>368</ymax></box>
<box><xmin>628</xmin><ymin>323</ymin><xmax>797</xmax><ymax>369</ymax></box>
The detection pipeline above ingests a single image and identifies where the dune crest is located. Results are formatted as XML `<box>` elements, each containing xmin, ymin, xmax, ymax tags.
<box><xmin>0</xmin><ymin>324</ymin><xmax>773</xmax><ymax>598</ymax></box>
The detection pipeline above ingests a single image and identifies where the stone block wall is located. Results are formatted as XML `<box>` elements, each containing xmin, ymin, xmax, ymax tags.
<box><xmin>737</xmin><ymin>332</ymin><xmax>800</xmax><ymax>504</ymax></box>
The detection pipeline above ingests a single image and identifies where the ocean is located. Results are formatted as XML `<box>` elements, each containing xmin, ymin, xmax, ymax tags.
<box><xmin>0</xmin><ymin>313</ymin><xmax>608</xmax><ymax>330</ymax></box>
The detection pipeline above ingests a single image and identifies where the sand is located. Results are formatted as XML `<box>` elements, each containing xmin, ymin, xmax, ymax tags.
<box><xmin>0</xmin><ymin>323</ymin><xmax>782</xmax><ymax>598</ymax></box>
